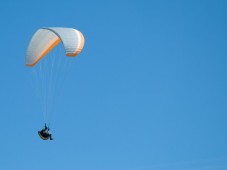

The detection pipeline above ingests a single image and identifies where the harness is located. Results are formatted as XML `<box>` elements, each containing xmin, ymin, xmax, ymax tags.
<box><xmin>38</xmin><ymin>131</ymin><xmax>50</xmax><ymax>140</ymax></box>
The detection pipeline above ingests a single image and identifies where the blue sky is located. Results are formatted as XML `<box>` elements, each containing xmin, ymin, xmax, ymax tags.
<box><xmin>0</xmin><ymin>0</ymin><xmax>227</xmax><ymax>169</ymax></box>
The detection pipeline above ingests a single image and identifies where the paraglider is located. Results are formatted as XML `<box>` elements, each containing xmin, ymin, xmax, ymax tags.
<box><xmin>38</xmin><ymin>123</ymin><xmax>53</xmax><ymax>140</ymax></box>
<box><xmin>26</xmin><ymin>27</ymin><xmax>85</xmax><ymax>140</ymax></box>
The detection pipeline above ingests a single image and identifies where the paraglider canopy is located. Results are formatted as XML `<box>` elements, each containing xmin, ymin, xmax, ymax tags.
<box><xmin>26</xmin><ymin>27</ymin><xmax>85</xmax><ymax>67</ymax></box>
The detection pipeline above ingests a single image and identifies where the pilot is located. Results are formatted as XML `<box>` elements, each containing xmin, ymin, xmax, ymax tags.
<box><xmin>38</xmin><ymin>124</ymin><xmax>53</xmax><ymax>140</ymax></box>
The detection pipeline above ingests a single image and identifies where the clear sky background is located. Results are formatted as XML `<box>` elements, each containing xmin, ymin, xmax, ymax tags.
<box><xmin>0</xmin><ymin>0</ymin><xmax>227</xmax><ymax>170</ymax></box>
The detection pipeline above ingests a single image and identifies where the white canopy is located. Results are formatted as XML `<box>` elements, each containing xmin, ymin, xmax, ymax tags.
<box><xmin>26</xmin><ymin>27</ymin><xmax>85</xmax><ymax>67</ymax></box>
